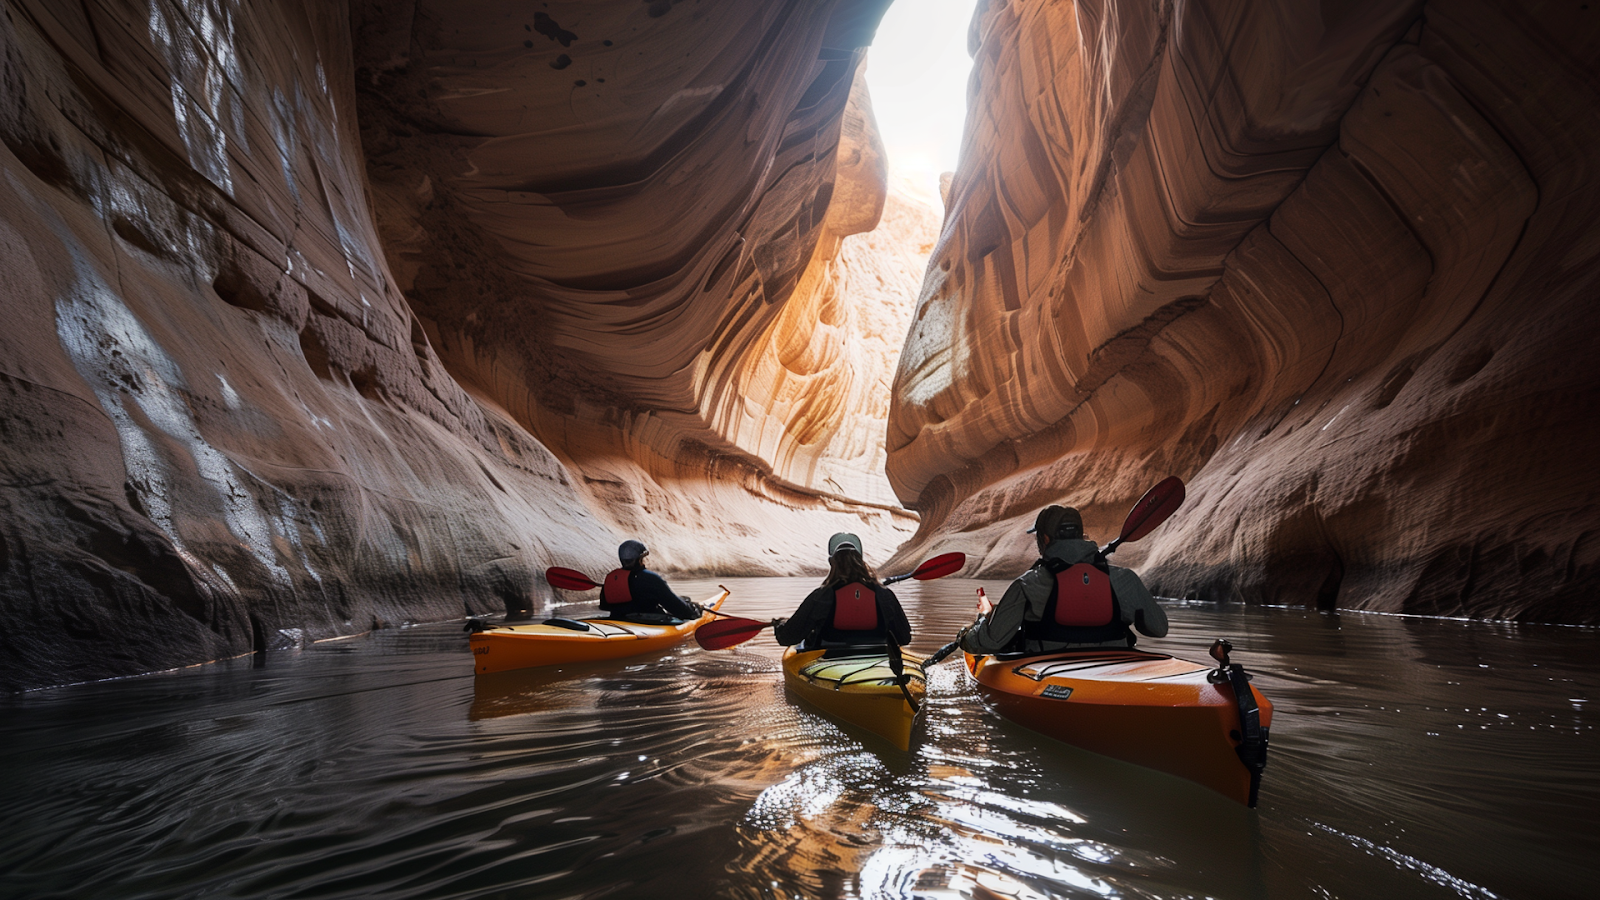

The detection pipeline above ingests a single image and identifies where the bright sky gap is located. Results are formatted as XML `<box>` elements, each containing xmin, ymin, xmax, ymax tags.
<box><xmin>864</xmin><ymin>0</ymin><xmax>980</xmax><ymax>204</ymax></box>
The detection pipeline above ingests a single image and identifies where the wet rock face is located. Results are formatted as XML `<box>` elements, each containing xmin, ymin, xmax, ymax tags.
<box><xmin>350</xmin><ymin>0</ymin><xmax>919</xmax><ymax>571</ymax></box>
<box><xmin>0</xmin><ymin>0</ymin><xmax>911</xmax><ymax>689</ymax></box>
<box><xmin>887</xmin><ymin>0</ymin><xmax>1600</xmax><ymax>622</ymax></box>
<box><xmin>0</xmin><ymin>0</ymin><xmax>618</xmax><ymax>690</ymax></box>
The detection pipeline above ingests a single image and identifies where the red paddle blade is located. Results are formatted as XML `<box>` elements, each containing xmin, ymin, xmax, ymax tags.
<box><xmin>1120</xmin><ymin>476</ymin><xmax>1186</xmax><ymax>542</ymax></box>
<box><xmin>911</xmin><ymin>551</ymin><xmax>967</xmax><ymax>581</ymax></box>
<box><xmin>694</xmin><ymin>616</ymin><xmax>771</xmax><ymax>651</ymax></box>
<box><xmin>545</xmin><ymin>566</ymin><xmax>600</xmax><ymax>591</ymax></box>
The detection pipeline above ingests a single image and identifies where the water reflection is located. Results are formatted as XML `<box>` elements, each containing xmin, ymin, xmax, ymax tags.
<box><xmin>0</xmin><ymin>578</ymin><xmax>1593</xmax><ymax>899</ymax></box>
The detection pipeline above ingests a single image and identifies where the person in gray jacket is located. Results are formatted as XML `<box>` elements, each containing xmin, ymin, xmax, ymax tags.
<box><xmin>960</xmin><ymin>505</ymin><xmax>1167</xmax><ymax>655</ymax></box>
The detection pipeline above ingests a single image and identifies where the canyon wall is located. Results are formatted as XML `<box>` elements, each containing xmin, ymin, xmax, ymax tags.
<box><xmin>351</xmin><ymin>0</ymin><xmax>923</xmax><ymax>571</ymax></box>
<box><xmin>886</xmin><ymin>0</ymin><xmax>1600</xmax><ymax>622</ymax></box>
<box><xmin>0</xmin><ymin>0</ymin><xmax>918</xmax><ymax>690</ymax></box>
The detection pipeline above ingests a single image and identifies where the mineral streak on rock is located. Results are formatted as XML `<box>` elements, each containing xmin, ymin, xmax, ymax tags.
<box><xmin>885</xmin><ymin>0</ymin><xmax>1600</xmax><ymax>622</ymax></box>
<box><xmin>0</xmin><ymin>0</ymin><xmax>912</xmax><ymax>690</ymax></box>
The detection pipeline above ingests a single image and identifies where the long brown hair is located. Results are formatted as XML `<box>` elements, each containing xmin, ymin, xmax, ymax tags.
<box><xmin>823</xmin><ymin>547</ymin><xmax>880</xmax><ymax>589</ymax></box>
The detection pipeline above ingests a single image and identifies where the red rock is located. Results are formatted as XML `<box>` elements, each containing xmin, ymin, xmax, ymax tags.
<box><xmin>885</xmin><ymin>0</ymin><xmax>1600</xmax><ymax>623</ymax></box>
<box><xmin>0</xmin><ymin>0</ymin><xmax>913</xmax><ymax>689</ymax></box>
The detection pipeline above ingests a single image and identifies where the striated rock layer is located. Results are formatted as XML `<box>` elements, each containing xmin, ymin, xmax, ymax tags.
<box><xmin>886</xmin><ymin>0</ymin><xmax>1600</xmax><ymax>623</ymax></box>
<box><xmin>352</xmin><ymin>0</ymin><xmax>920</xmax><ymax>573</ymax></box>
<box><xmin>0</xmin><ymin>0</ymin><xmax>920</xmax><ymax>690</ymax></box>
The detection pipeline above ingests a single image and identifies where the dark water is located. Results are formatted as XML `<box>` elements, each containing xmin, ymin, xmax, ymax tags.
<box><xmin>2</xmin><ymin>577</ymin><xmax>1596</xmax><ymax>900</ymax></box>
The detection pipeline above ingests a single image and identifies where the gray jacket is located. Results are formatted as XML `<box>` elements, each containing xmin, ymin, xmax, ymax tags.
<box><xmin>959</xmin><ymin>538</ymin><xmax>1167</xmax><ymax>654</ymax></box>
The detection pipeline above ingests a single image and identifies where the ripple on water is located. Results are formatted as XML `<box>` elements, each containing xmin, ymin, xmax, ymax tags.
<box><xmin>0</xmin><ymin>578</ymin><xmax>1595</xmax><ymax>899</ymax></box>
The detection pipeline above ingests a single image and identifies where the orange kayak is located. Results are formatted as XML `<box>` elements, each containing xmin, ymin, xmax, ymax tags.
<box><xmin>470</xmin><ymin>589</ymin><xmax>728</xmax><ymax>674</ymax></box>
<box><xmin>966</xmin><ymin>648</ymin><xmax>1272</xmax><ymax>805</ymax></box>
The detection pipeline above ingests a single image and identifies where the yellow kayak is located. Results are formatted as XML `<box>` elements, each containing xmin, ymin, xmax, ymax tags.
<box><xmin>470</xmin><ymin>589</ymin><xmax>728</xmax><ymax>675</ymax></box>
<box><xmin>782</xmin><ymin>646</ymin><xmax>925</xmax><ymax>751</ymax></box>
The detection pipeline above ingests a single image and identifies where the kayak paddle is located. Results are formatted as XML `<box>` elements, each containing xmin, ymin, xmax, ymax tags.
<box><xmin>693</xmin><ymin>614</ymin><xmax>777</xmax><ymax>650</ymax></box>
<box><xmin>881</xmin><ymin>551</ymin><xmax>966</xmax><ymax>585</ymax></box>
<box><xmin>922</xmin><ymin>476</ymin><xmax>1187</xmax><ymax>668</ymax></box>
<box><xmin>545</xmin><ymin>566</ymin><xmax>602</xmax><ymax>591</ymax></box>
<box><xmin>693</xmin><ymin>552</ymin><xmax>969</xmax><ymax>651</ymax></box>
<box><xmin>1100</xmin><ymin>475</ymin><xmax>1185</xmax><ymax>556</ymax></box>
<box><xmin>885</xmin><ymin>637</ymin><xmax>919</xmax><ymax>714</ymax></box>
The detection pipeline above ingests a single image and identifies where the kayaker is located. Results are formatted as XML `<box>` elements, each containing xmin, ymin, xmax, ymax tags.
<box><xmin>599</xmin><ymin>540</ymin><xmax>701</xmax><ymax>624</ymax></box>
<box><xmin>960</xmin><ymin>505</ymin><xmax>1167</xmax><ymax>654</ymax></box>
<box><xmin>774</xmin><ymin>533</ymin><xmax>912</xmax><ymax>652</ymax></box>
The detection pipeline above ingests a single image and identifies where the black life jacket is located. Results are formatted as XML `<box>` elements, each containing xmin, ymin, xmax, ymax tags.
<box><xmin>1028</xmin><ymin>555</ymin><xmax>1131</xmax><ymax>645</ymax></box>
<box><xmin>831</xmin><ymin>583</ymin><xmax>878</xmax><ymax>632</ymax></box>
<box><xmin>600</xmin><ymin>568</ymin><xmax>632</xmax><ymax>608</ymax></box>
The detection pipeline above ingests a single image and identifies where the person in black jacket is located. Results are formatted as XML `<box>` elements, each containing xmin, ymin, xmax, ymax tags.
<box><xmin>774</xmin><ymin>533</ymin><xmax>911</xmax><ymax>651</ymax></box>
<box><xmin>598</xmin><ymin>540</ymin><xmax>700</xmax><ymax>623</ymax></box>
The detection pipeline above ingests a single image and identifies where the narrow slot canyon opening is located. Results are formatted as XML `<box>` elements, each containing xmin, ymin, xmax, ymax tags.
<box><xmin>864</xmin><ymin>0</ymin><xmax>978</xmax><ymax>211</ymax></box>
<box><xmin>762</xmin><ymin>0</ymin><xmax>981</xmax><ymax>527</ymax></box>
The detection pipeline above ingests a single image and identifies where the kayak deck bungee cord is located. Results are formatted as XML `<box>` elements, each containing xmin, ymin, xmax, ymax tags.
<box><xmin>783</xmin><ymin>646</ymin><xmax>926</xmax><ymax>751</ymax></box>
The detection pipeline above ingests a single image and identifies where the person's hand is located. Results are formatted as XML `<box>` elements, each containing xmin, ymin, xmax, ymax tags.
<box><xmin>771</xmin><ymin>617</ymin><xmax>788</xmax><ymax>628</ymax></box>
<box><xmin>976</xmin><ymin>587</ymin><xmax>993</xmax><ymax>615</ymax></box>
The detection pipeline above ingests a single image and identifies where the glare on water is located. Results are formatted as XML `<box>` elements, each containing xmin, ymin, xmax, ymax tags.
<box><xmin>1</xmin><ymin>576</ymin><xmax>1595</xmax><ymax>899</ymax></box>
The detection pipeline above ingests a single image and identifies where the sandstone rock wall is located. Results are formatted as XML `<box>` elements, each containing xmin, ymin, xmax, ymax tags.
<box><xmin>353</xmin><ymin>0</ymin><xmax>920</xmax><ymax>576</ymax></box>
<box><xmin>886</xmin><ymin>0</ymin><xmax>1600</xmax><ymax>622</ymax></box>
<box><xmin>0</xmin><ymin>0</ymin><xmax>920</xmax><ymax>690</ymax></box>
<box><xmin>0</xmin><ymin>0</ymin><xmax>635</xmax><ymax>691</ymax></box>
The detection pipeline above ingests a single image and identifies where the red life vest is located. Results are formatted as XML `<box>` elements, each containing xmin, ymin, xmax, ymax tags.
<box><xmin>601</xmin><ymin>568</ymin><xmax>632</xmax><ymax>607</ymax></box>
<box><xmin>1051</xmin><ymin>563</ymin><xmax>1114</xmax><ymax>627</ymax></box>
<box><xmin>832</xmin><ymin>582</ymin><xmax>878</xmax><ymax>631</ymax></box>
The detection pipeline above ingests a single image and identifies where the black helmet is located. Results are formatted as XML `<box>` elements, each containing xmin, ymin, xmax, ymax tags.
<box><xmin>618</xmin><ymin>540</ymin><xmax>648</xmax><ymax>565</ymax></box>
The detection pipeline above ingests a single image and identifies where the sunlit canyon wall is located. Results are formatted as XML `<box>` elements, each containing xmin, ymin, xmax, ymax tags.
<box><xmin>887</xmin><ymin>0</ymin><xmax>1600</xmax><ymax>622</ymax></box>
<box><xmin>351</xmin><ymin>0</ymin><xmax>927</xmax><ymax>566</ymax></box>
<box><xmin>0</xmin><ymin>0</ymin><xmax>927</xmax><ymax>690</ymax></box>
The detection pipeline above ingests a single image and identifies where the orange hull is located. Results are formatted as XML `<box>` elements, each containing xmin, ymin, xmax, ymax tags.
<box><xmin>966</xmin><ymin>649</ymin><xmax>1271</xmax><ymax>805</ymax></box>
<box><xmin>470</xmin><ymin>590</ymin><xmax>728</xmax><ymax>674</ymax></box>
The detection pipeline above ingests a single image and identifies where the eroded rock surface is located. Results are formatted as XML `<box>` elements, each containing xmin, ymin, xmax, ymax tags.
<box><xmin>886</xmin><ymin>0</ymin><xmax>1600</xmax><ymax>622</ymax></box>
<box><xmin>0</xmin><ymin>0</ymin><xmax>918</xmax><ymax>690</ymax></box>
<box><xmin>352</xmin><ymin>1</ymin><xmax>919</xmax><ymax>575</ymax></box>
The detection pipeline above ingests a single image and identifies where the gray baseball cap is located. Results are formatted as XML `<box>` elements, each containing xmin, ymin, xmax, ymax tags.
<box><xmin>827</xmin><ymin>532</ymin><xmax>862</xmax><ymax>557</ymax></box>
<box><xmin>618</xmin><ymin>540</ymin><xmax>648</xmax><ymax>564</ymax></box>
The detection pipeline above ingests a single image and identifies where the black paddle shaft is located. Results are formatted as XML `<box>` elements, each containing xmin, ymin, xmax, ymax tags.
<box><xmin>921</xmin><ymin>631</ymin><xmax>966</xmax><ymax>670</ymax></box>
<box><xmin>885</xmin><ymin>639</ymin><xmax>920</xmax><ymax>714</ymax></box>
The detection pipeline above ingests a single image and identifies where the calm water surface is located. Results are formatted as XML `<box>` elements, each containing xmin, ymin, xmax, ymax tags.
<box><xmin>2</xmin><ymin>577</ymin><xmax>1596</xmax><ymax>899</ymax></box>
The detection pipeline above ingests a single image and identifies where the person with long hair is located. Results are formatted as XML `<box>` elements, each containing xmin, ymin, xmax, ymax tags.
<box><xmin>774</xmin><ymin>533</ymin><xmax>911</xmax><ymax>651</ymax></box>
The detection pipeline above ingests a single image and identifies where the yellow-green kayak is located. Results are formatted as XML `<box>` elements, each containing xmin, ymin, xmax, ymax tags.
<box><xmin>782</xmin><ymin>647</ymin><xmax>925</xmax><ymax>751</ymax></box>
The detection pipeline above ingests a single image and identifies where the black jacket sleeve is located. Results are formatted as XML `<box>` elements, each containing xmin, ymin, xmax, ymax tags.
<box><xmin>876</xmin><ymin>586</ymin><xmax>912</xmax><ymax>646</ymax></box>
<box><xmin>632</xmin><ymin>570</ymin><xmax>699</xmax><ymax>619</ymax></box>
<box><xmin>774</xmin><ymin>586</ymin><xmax>832</xmax><ymax>645</ymax></box>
